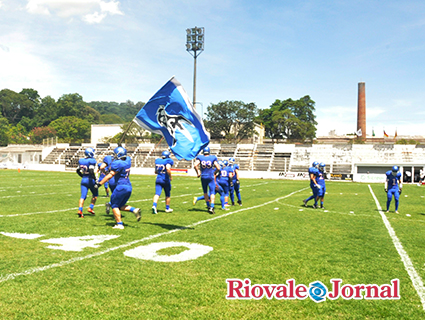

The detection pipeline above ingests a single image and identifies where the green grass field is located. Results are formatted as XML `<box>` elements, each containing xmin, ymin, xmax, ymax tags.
<box><xmin>1</xmin><ymin>169</ymin><xmax>425</xmax><ymax>319</ymax></box>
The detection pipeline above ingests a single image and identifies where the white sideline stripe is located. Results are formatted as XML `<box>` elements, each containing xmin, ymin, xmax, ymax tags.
<box><xmin>368</xmin><ymin>185</ymin><xmax>425</xmax><ymax>310</ymax></box>
<box><xmin>0</xmin><ymin>188</ymin><xmax>306</xmax><ymax>283</ymax></box>
<box><xmin>0</xmin><ymin>192</ymin><xmax>76</xmax><ymax>199</ymax></box>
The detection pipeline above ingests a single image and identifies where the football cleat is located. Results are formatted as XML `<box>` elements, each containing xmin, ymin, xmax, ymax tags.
<box><xmin>87</xmin><ymin>208</ymin><xmax>95</xmax><ymax>215</ymax></box>
<box><xmin>312</xmin><ymin>204</ymin><xmax>318</xmax><ymax>209</ymax></box>
<box><xmin>133</xmin><ymin>208</ymin><xmax>141</xmax><ymax>221</ymax></box>
<box><xmin>221</xmin><ymin>207</ymin><xmax>229</xmax><ymax>211</ymax></box>
<box><xmin>231</xmin><ymin>202</ymin><xmax>235</xmax><ymax>206</ymax></box>
<box><xmin>112</xmin><ymin>224</ymin><xmax>124</xmax><ymax>229</ymax></box>
<box><xmin>237</xmin><ymin>200</ymin><xmax>242</xmax><ymax>206</ymax></box>
<box><xmin>303</xmin><ymin>199</ymin><xmax>308</xmax><ymax>207</ymax></box>
<box><xmin>105</xmin><ymin>203</ymin><xmax>111</xmax><ymax>214</ymax></box>
<box><xmin>193</xmin><ymin>197</ymin><xmax>197</xmax><ymax>205</ymax></box>
<box><xmin>78</xmin><ymin>211</ymin><xmax>84</xmax><ymax>218</ymax></box>
<box><xmin>208</xmin><ymin>207</ymin><xmax>215</xmax><ymax>215</ymax></box>
<box><xmin>152</xmin><ymin>206</ymin><xmax>157</xmax><ymax>214</ymax></box>
<box><xmin>165</xmin><ymin>208</ymin><xmax>174</xmax><ymax>213</ymax></box>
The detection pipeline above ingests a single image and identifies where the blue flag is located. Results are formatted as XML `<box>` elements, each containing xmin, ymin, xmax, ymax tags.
<box><xmin>133</xmin><ymin>77</ymin><xmax>210</xmax><ymax>160</ymax></box>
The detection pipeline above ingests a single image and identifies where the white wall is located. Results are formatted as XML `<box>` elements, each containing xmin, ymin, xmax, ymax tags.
<box><xmin>91</xmin><ymin>124</ymin><xmax>123</xmax><ymax>145</ymax></box>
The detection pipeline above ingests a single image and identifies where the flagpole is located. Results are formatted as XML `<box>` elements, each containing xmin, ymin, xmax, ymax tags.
<box><xmin>118</xmin><ymin>120</ymin><xmax>135</xmax><ymax>146</ymax></box>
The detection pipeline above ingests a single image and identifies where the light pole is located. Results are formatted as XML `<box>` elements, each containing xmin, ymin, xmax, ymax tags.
<box><xmin>186</xmin><ymin>26</ymin><xmax>204</xmax><ymax>110</ymax></box>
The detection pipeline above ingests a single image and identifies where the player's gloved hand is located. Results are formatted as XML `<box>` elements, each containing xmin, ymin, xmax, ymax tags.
<box><xmin>230</xmin><ymin>181</ymin><xmax>234</xmax><ymax>187</ymax></box>
<box><xmin>236</xmin><ymin>180</ymin><xmax>240</xmax><ymax>185</ymax></box>
<box><xmin>316</xmin><ymin>184</ymin><xmax>321</xmax><ymax>189</ymax></box>
<box><xmin>384</xmin><ymin>188</ymin><xmax>388</xmax><ymax>193</ymax></box>
<box><xmin>76</xmin><ymin>168</ymin><xmax>83</xmax><ymax>177</ymax></box>
<box><xmin>399</xmin><ymin>188</ymin><xmax>402</xmax><ymax>194</ymax></box>
<box><xmin>94</xmin><ymin>182</ymin><xmax>101</xmax><ymax>189</ymax></box>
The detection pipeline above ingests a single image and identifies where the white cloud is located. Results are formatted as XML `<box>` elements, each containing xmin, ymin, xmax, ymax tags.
<box><xmin>366</xmin><ymin>107</ymin><xmax>385</xmax><ymax>119</ymax></box>
<box><xmin>0</xmin><ymin>33</ymin><xmax>62</xmax><ymax>99</ymax></box>
<box><xmin>25</xmin><ymin>0</ymin><xmax>123</xmax><ymax>23</ymax></box>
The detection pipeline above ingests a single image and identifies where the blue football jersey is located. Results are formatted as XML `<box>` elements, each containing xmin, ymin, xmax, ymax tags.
<box><xmin>317</xmin><ymin>171</ymin><xmax>326</xmax><ymax>187</ymax></box>
<box><xmin>155</xmin><ymin>158</ymin><xmax>174</xmax><ymax>183</ymax></box>
<box><xmin>196</xmin><ymin>154</ymin><xmax>218</xmax><ymax>178</ymax></box>
<box><xmin>386</xmin><ymin>171</ymin><xmax>401</xmax><ymax>189</ymax></box>
<box><xmin>218</xmin><ymin>166</ymin><xmax>234</xmax><ymax>185</ymax></box>
<box><xmin>102</xmin><ymin>155</ymin><xmax>114</xmax><ymax>175</ymax></box>
<box><xmin>308</xmin><ymin>166</ymin><xmax>319</xmax><ymax>186</ymax></box>
<box><xmin>230</xmin><ymin>163</ymin><xmax>239</xmax><ymax>181</ymax></box>
<box><xmin>78</xmin><ymin>158</ymin><xmax>97</xmax><ymax>177</ymax></box>
<box><xmin>111</xmin><ymin>156</ymin><xmax>132</xmax><ymax>185</ymax></box>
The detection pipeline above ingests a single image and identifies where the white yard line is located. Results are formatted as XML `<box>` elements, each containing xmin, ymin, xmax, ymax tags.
<box><xmin>0</xmin><ymin>188</ymin><xmax>306</xmax><ymax>283</ymax></box>
<box><xmin>368</xmin><ymin>184</ymin><xmax>425</xmax><ymax>311</ymax></box>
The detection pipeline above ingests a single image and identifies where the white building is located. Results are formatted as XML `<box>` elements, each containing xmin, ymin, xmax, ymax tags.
<box><xmin>90</xmin><ymin>124</ymin><xmax>123</xmax><ymax>145</ymax></box>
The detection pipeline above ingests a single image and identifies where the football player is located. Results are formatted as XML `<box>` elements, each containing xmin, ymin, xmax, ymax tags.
<box><xmin>218</xmin><ymin>160</ymin><xmax>234</xmax><ymax>209</ymax></box>
<box><xmin>194</xmin><ymin>147</ymin><xmax>220</xmax><ymax>214</ymax></box>
<box><xmin>152</xmin><ymin>150</ymin><xmax>174</xmax><ymax>214</ymax></box>
<box><xmin>96</xmin><ymin>146</ymin><xmax>141</xmax><ymax>229</ymax></box>
<box><xmin>97</xmin><ymin>161</ymin><xmax>110</xmax><ymax>197</ymax></box>
<box><xmin>385</xmin><ymin>165</ymin><xmax>402</xmax><ymax>214</ymax></box>
<box><xmin>316</xmin><ymin>163</ymin><xmax>326</xmax><ymax>209</ymax></box>
<box><xmin>303</xmin><ymin>161</ymin><xmax>320</xmax><ymax>208</ymax></box>
<box><xmin>76</xmin><ymin>148</ymin><xmax>98</xmax><ymax>218</ymax></box>
<box><xmin>98</xmin><ymin>154</ymin><xmax>115</xmax><ymax>214</ymax></box>
<box><xmin>228</xmin><ymin>157</ymin><xmax>242</xmax><ymax>206</ymax></box>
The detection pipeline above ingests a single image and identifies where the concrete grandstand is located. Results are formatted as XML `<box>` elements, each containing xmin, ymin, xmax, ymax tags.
<box><xmin>2</xmin><ymin>142</ymin><xmax>425</xmax><ymax>184</ymax></box>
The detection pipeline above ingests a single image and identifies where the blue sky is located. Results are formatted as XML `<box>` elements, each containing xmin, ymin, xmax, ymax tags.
<box><xmin>1</xmin><ymin>0</ymin><xmax>424</xmax><ymax>137</ymax></box>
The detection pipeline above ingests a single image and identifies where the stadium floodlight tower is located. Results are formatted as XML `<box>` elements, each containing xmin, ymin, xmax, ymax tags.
<box><xmin>186</xmin><ymin>26</ymin><xmax>204</xmax><ymax>110</ymax></box>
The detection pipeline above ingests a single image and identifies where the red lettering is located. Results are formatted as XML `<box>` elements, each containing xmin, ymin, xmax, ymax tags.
<box><xmin>341</xmin><ymin>285</ymin><xmax>354</xmax><ymax>299</ymax></box>
<box><xmin>226</xmin><ymin>279</ymin><xmax>243</xmax><ymax>299</ymax></box>
<box><xmin>354</xmin><ymin>284</ymin><xmax>365</xmax><ymax>299</ymax></box>
<box><xmin>365</xmin><ymin>285</ymin><xmax>380</xmax><ymax>299</ymax></box>
<box><xmin>392</xmin><ymin>279</ymin><xmax>400</xmax><ymax>299</ymax></box>
<box><xmin>243</xmin><ymin>279</ymin><xmax>251</xmax><ymax>298</ymax></box>
<box><xmin>263</xmin><ymin>285</ymin><xmax>277</xmax><ymax>299</ymax></box>
<box><xmin>287</xmin><ymin>279</ymin><xmax>295</xmax><ymax>298</ymax></box>
<box><xmin>379</xmin><ymin>285</ymin><xmax>392</xmax><ymax>299</ymax></box>
<box><xmin>328</xmin><ymin>279</ymin><xmax>342</xmax><ymax>299</ymax></box>
<box><xmin>275</xmin><ymin>285</ymin><xmax>288</xmax><ymax>299</ymax></box>
<box><xmin>295</xmin><ymin>285</ymin><xmax>308</xmax><ymax>299</ymax></box>
<box><xmin>251</xmin><ymin>285</ymin><xmax>264</xmax><ymax>299</ymax></box>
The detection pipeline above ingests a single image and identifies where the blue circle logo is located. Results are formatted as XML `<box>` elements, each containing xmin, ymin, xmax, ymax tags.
<box><xmin>309</xmin><ymin>281</ymin><xmax>327</xmax><ymax>303</ymax></box>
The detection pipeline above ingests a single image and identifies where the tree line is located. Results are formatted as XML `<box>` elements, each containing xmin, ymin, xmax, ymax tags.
<box><xmin>0</xmin><ymin>88</ymin><xmax>317</xmax><ymax>146</ymax></box>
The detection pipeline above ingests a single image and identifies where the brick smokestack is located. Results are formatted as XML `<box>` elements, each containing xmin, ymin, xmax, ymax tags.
<box><xmin>357</xmin><ymin>82</ymin><xmax>366</xmax><ymax>140</ymax></box>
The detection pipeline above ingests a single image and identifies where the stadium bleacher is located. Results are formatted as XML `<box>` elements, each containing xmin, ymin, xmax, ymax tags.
<box><xmin>28</xmin><ymin>142</ymin><xmax>425</xmax><ymax>180</ymax></box>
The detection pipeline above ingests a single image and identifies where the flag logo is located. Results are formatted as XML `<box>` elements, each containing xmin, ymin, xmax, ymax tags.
<box><xmin>384</xmin><ymin>130</ymin><xmax>389</xmax><ymax>137</ymax></box>
<box><xmin>156</xmin><ymin>105</ymin><xmax>195</xmax><ymax>146</ymax></box>
<box><xmin>133</xmin><ymin>77</ymin><xmax>210</xmax><ymax>160</ymax></box>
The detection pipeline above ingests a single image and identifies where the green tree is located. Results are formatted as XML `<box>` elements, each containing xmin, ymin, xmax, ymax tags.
<box><xmin>257</xmin><ymin>96</ymin><xmax>317</xmax><ymax>142</ymax></box>
<box><xmin>100</xmin><ymin>114</ymin><xmax>124</xmax><ymax>124</ymax></box>
<box><xmin>88</xmin><ymin>100</ymin><xmax>143</xmax><ymax>122</ymax></box>
<box><xmin>48</xmin><ymin>116</ymin><xmax>91</xmax><ymax>142</ymax></box>
<box><xmin>30</xmin><ymin>126</ymin><xmax>57</xmax><ymax>144</ymax></box>
<box><xmin>33</xmin><ymin>96</ymin><xmax>58</xmax><ymax>127</ymax></box>
<box><xmin>8</xmin><ymin>123</ymin><xmax>30</xmax><ymax>144</ymax></box>
<box><xmin>0</xmin><ymin>116</ymin><xmax>9</xmax><ymax>146</ymax></box>
<box><xmin>0</xmin><ymin>89</ymin><xmax>35</xmax><ymax>126</ymax></box>
<box><xmin>204</xmin><ymin>100</ymin><xmax>258</xmax><ymax>142</ymax></box>
<box><xmin>56</xmin><ymin>93</ymin><xmax>87</xmax><ymax>118</ymax></box>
